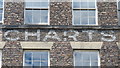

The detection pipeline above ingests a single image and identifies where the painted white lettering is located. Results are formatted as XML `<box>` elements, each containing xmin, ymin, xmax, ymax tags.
<box><xmin>4</xmin><ymin>30</ymin><xmax>20</xmax><ymax>41</ymax></box>
<box><xmin>25</xmin><ymin>29</ymin><xmax>40</xmax><ymax>41</ymax></box>
<box><xmin>64</xmin><ymin>30</ymin><xmax>79</xmax><ymax>41</ymax></box>
<box><xmin>43</xmin><ymin>30</ymin><xmax>61</xmax><ymax>41</ymax></box>
<box><xmin>101</xmin><ymin>31</ymin><xmax>116</xmax><ymax>42</ymax></box>
<box><xmin>82</xmin><ymin>30</ymin><xmax>95</xmax><ymax>41</ymax></box>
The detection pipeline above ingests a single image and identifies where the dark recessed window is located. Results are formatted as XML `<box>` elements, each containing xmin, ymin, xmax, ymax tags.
<box><xmin>25</xmin><ymin>0</ymin><xmax>49</xmax><ymax>25</ymax></box>
<box><xmin>73</xmin><ymin>0</ymin><xmax>97</xmax><ymax>25</ymax></box>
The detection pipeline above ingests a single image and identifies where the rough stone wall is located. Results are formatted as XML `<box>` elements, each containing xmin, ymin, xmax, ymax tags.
<box><xmin>50</xmin><ymin>1</ymin><xmax>72</xmax><ymax>25</ymax></box>
<box><xmin>119</xmin><ymin>50</ymin><xmax>120</xmax><ymax>68</ymax></box>
<box><xmin>4</xmin><ymin>0</ymin><xmax>24</xmax><ymax>25</ymax></box>
<box><xmin>50</xmin><ymin>42</ymin><xmax>73</xmax><ymax>66</ymax></box>
<box><xmin>2</xmin><ymin>41</ymin><xmax>23</xmax><ymax>66</ymax></box>
<box><xmin>1</xmin><ymin>0</ymin><xmax>120</xmax><ymax>67</ymax></box>
<box><xmin>97</xmin><ymin>2</ymin><xmax>118</xmax><ymax>26</ymax></box>
<box><xmin>100</xmin><ymin>42</ymin><xmax>119</xmax><ymax>67</ymax></box>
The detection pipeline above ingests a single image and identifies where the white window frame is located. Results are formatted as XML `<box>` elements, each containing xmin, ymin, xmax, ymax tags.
<box><xmin>72</xmin><ymin>0</ymin><xmax>98</xmax><ymax>26</ymax></box>
<box><xmin>23</xmin><ymin>50</ymin><xmax>50</xmax><ymax>67</ymax></box>
<box><xmin>24</xmin><ymin>0</ymin><xmax>50</xmax><ymax>25</ymax></box>
<box><xmin>73</xmin><ymin>50</ymin><xmax>100</xmax><ymax>67</ymax></box>
<box><xmin>0</xmin><ymin>0</ymin><xmax>4</xmax><ymax>24</ymax></box>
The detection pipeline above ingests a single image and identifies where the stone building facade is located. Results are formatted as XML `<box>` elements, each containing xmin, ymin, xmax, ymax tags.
<box><xmin>0</xmin><ymin>0</ymin><xmax>119</xmax><ymax>67</ymax></box>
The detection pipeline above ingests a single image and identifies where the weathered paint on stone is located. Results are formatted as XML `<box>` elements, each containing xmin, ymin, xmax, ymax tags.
<box><xmin>2</xmin><ymin>29</ymin><xmax>118</xmax><ymax>42</ymax></box>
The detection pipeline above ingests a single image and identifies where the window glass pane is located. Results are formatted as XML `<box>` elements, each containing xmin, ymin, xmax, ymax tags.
<box><xmin>41</xmin><ymin>52</ymin><xmax>48</xmax><ymax>60</ymax></box>
<box><xmin>89</xmin><ymin>18</ymin><xmax>95</xmax><ymax>24</ymax></box>
<box><xmin>83</xmin><ymin>52</ymin><xmax>90</xmax><ymax>61</ymax></box>
<box><xmin>73</xmin><ymin>0</ymin><xmax>80</xmax><ymax>8</ymax></box>
<box><xmin>80</xmin><ymin>0</ymin><xmax>88</xmax><ymax>8</ymax></box>
<box><xmin>73</xmin><ymin>0</ymin><xmax>95</xmax><ymax>8</ymax></box>
<box><xmin>32</xmin><ymin>10</ymin><xmax>41</xmax><ymax>24</ymax></box>
<box><xmin>0</xmin><ymin>9</ymin><xmax>2</xmax><ymax>13</ymax></box>
<box><xmin>119</xmin><ymin>11</ymin><xmax>120</xmax><ymax>25</ymax></box>
<box><xmin>0</xmin><ymin>14</ymin><xmax>2</xmax><ymax>21</ymax></box>
<box><xmin>89</xmin><ymin>10</ymin><xmax>95</xmax><ymax>17</ymax></box>
<box><xmin>80</xmin><ymin>10</ymin><xmax>88</xmax><ymax>25</ymax></box>
<box><xmin>119</xmin><ymin>1</ymin><xmax>120</xmax><ymax>9</ymax></box>
<box><xmin>25</xmin><ymin>52</ymin><xmax>32</xmax><ymax>61</ymax></box>
<box><xmin>25</xmin><ymin>10</ymin><xmax>48</xmax><ymax>24</ymax></box>
<box><xmin>33</xmin><ymin>62</ymin><xmax>40</xmax><ymax>66</ymax></box>
<box><xmin>0</xmin><ymin>0</ymin><xmax>2</xmax><ymax>8</ymax></box>
<box><xmin>73</xmin><ymin>10</ymin><xmax>80</xmax><ymax>25</ymax></box>
<box><xmin>74</xmin><ymin>52</ymin><xmax>82</xmax><ymax>66</ymax></box>
<box><xmin>0</xmin><ymin>3</ymin><xmax>2</xmax><ymax>22</ymax></box>
<box><xmin>89</xmin><ymin>10</ymin><xmax>96</xmax><ymax>24</ymax></box>
<box><xmin>91</xmin><ymin>62</ymin><xmax>98</xmax><ymax>66</ymax></box>
<box><xmin>25</xmin><ymin>0</ymin><xmax>48</xmax><ymax>8</ymax></box>
<box><xmin>24</xmin><ymin>51</ymin><xmax>48</xmax><ymax>67</ymax></box>
<box><xmin>32</xmin><ymin>2</ymin><xmax>41</xmax><ymax>8</ymax></box>
<box><xmin>83</xmin><ymin>62</ymin><xmax>90</xmax><ymax>66</ymax></box>
<box><xmin>41</xmin><ymin>10</ymin><xmax>48</xmax><ymax>24</ymax></box>
<box><xmin>25</xmin><ymin>2</ymin><xmax>33</xmax><ymax>8</ymax></box>
<box><xmin>74</xmin><ymin>51</ymin><xmax>99</xmax><ymax>67</ymax></box>
<box><xmin>73</xmin><ymin>0</ymin><xmax>96</xmax><ymax>25</ymax></box>
<box><xmin>74</xmin><ymin>52</ymin><xmax>82</xmax><ymax>62</ymax></box>
<box><xmin>91</xmin><ymin>52</ymin><xmax>98</xmax><ymax>61</ymax></box>
<box><xmin>33</xmin><ymin>52</ymin><xmax>41</xmax><ymax>60</ymax></box>
<box><xmin>25</xmin><ymin>52</ymin><xmax>32</xmax><ymax>66</ymax></box>
<box><xmin>25</xmin><ymin>10</ymin><xmax>32</xmax><ymax>24</ymax></box>
<box><xmin>41</xmin><ymin>52</ymin><xmax>48</xmax><ymax>67</ymax></box>
<box><xmin>40</xmin><ymin>0</ymin><xmax>49</xmax><ymax>8</ymax></box>
<box><xmin>41</xmin><ymin>62</ymin><xmax>48</xmax><ymax>66</ymax></box>
<box><xmin>89</xmin><ymin>0</ymin><xmax>95</xmax><ymax>8</ymax></box>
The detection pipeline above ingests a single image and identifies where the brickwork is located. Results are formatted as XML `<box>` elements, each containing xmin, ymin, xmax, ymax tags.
<box><xmin>50</xmin><ymin>42</ymin><xmax>73</xmax><ymax>66</ymax></box>
<box><xmin>1</xmin><ymin>0</ymin><xmax>120</xmax><ymax>67</ymax></box>
<box><xmin>2</xmin><ymin>41</ymin><xmax>23</xmax><ymax>66</ymax></box>
<box><xmin>119</xmin><ymin>50</ymin><xmax>120</xmax><ymax>68</ymax></box>
<box><xmin>100</xmin><ymin>42</ymin><xmax>119</xmax><ymax>67</ymax></box>
<box><xmin>50</xmin><ymin>1</ymin><xmax>72</xmax><ymax>25</ymax></box>
<box><xmin>97</xmin><ymin>2</ymin><xmax>118</xmax><ymax>26</ymax></box>
<box><xmin>4</xmin><ymin>0</ymin><xmax>24</xmax><ymax>25</ymax></box>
